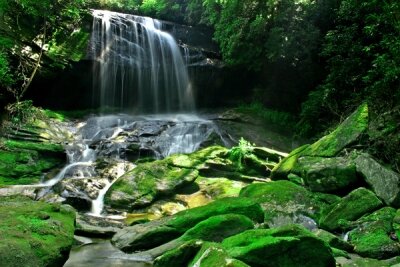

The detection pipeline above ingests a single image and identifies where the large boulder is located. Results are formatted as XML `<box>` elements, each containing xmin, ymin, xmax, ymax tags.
<box><xmin>292</xmin><ymin>156</ymin><xmax>358</xmax><ymax>193</ymax></box>
<box><xmin>348</xmin><ymin>207</ymin><xmax>400</xmax><ymax>259</ymax></box>
<box><xmin>239</xmin><ymin>180</ymin><xmax>331</xmax><ymax>225</ymax></box>
<box><xmin>271</xmin><ymin>103</ymin><xmax>369</xmax><ymax>179</ymax></box>
<box><xmin>111</xmin><ymin>197</ymin><xmax>264</xmax><ymax>252</ymax></box>
<box><xmin>0</xmin><ymin>140</ymin><xmax>65</xmax><ymax>186</ymax></box>
<box><xmin>105</xmin><ymin>146</ymin><xmax>227</xmax><ymax>210</ymax></box>
<box><xmin>221</xmin><ymin>225</ymin><xmax>335</xmax><ymax>267</ymax></box>
<box><xmin>0</xmin><ymin>196</ymin><xmax>76</xmax><ymax>267</ymax></box>
<box><xmin>319</xmin><ymin>187</ymin><xmax>383</xmax><ymax>231</ymax></box>
<box><xmin>189</xmin><ymin>243</ymin><xmax>250</xmax><ymax>267</ymax></box>
<box><xmin>355</xmin><ymin>153</ymin><xmax>400</xmax><ymax>207</ymax></box>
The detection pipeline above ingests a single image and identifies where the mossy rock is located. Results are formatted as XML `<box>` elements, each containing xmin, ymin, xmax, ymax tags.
<box><xmin>135</xmin><ymin>214</ymin><xmax>255</xmax><ymax>261</ymax></box>
<box><xmin>189</xmin><ymin>242</ymin><xmax>250</xmax><ymax>267</ymax></box>
<box><xmin>106</xmin><ymin>146</ymin><xmax>227</xmax><ymax>210</ymax></box>
<box><xmin>313</xmin><ymin>229</ymin><xmax>353</xmax><ymax>252</ymax></box>
<box><xmin>302</xmin><ymin>103</ymin><xmax>368</xmax><ymax>157</ymax></box>
<box><xmin>239</xmin><ymin>180</ymin><xmax>327</xmax><ymax>224</ymax></box>
<box><xmin>112</xmin><ymin>197</ymin><xmax>264</xmax><ymax>252</ymax></box>
<box><xmin>271</xmin><ymin>103</ymin><xmax>368</xmax><ymax>180</ymax></box>
<box><xmin>221</xmin><ymin>224</ymin><xmax>335</xmax><ymax>267</ymax></box>
<box><xmin>154</xmin><ymin>240</ymin><xmax>204</xmax><ymax>267</ymax></box>
<box><xmin>271</xmin><ymin>144</ymin><xmax>310</xmax><ymax>180</ymax></box>
<box><xmin>336</xmin><ymin>255</ymin><xmax>400</xmax><ymax>267</ymax></box>
<box><xmin>0</xmin><ymin>196</ymin><xmax>75</xmax><ymax>267</ymax></box>
<box><xmin>292</xmin><ymin>156</ymin><xmax>358</xmax><ymax>193</ymax></box>
<box><xmin>319</xmin><ymin>187</ymin><xmax>383</xmax><ymax>231</ymax></box>
<box><xmin>355</xmin><ymin>153</ymin><xmax>400</xmax><ymax>207</ymax></box>
<box><xmin>349</xmin><ymin>207</ymin><xmax>400</xmax><ymax>259</ymax></box>
<box><xmin>0</xmin><ymin>140</ymin><xmax>65</xmax><ymax>185</ymax></box>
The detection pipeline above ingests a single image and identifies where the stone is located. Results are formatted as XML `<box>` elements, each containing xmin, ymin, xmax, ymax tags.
<box><xmin>189</xmin><ymin>242</ymin><xmax>250</xmax><ymax>267</ymax></box>
<box><xmin>221</xmin><ymin>225</ymin><xmax>335</xmax><ymax>267</ymax></box>
<box><xmin>293</xmin><ymin>156</ymin><xmax>358</xmax><ymax>192</ymax></box>
<box><xmin>271</xmin><ymin>103</ymin><xmax>369</xmax><ymax>180</ymax></box>
<box><xmin>252</xmin><ymin>147</ymin><xmax>288</xmax><ymax>162</ymax></box>
<box><xmin>75</xmin><ymin>213</ymin><xmax>124</xmax><ymax>237</ymax></box>
<box><xmin>239</xmin><ymin>180</ymin><xmax>325</xmax><ymax>225</ymax></box>
<box><xmin>0</xmin><ymin>196</ymin><xmax>75</xmax><ymax>267</ymax></box>
<box><xmin>313</xmin><ymin>229</ymin><xmax>353</xmax><ymax>252</ymax></box>
<box><xmin>319</xmin><ymin>187</ymin><xmax>383</xmax><ymax>231</ymax></box>
<box><xmin>153</xmin><ymin>240</ymin><xmax>204</xmax><ymax>267</ymax></box>
<box><xmin>355</xmin><ymin>153</ymin><xmax>400</xmax><ymax>207</ymax></box>
<box><xmin>348</xmin><ymin>207</ymin><xmax>400</xmax><ymax>259</ymax></box>
<box><xmin>111</xmin><ymin>197</ymin><xmax>264</xmax><ymax>252</ymax></box>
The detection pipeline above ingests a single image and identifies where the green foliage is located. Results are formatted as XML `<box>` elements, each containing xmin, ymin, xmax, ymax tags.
<box><xmin>227</xmin><ymin>138</ymin><xmax>254</xmax><ymax>170</ymax></box>
<box><xmin>237</xmin><ymin>102</ymin><xmax>296</xmax><ymax>130</ymax></box>
<box><xmin>300</xmin><ymin>0</ymin><xmax>400</xmax><ymax>136</ymax></box>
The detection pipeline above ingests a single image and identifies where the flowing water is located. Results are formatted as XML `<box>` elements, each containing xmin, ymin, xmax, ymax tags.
<box><xmin>90</xmin><ymin>10</ymin><xmax>194</xmax><ymax>113</ymax></box>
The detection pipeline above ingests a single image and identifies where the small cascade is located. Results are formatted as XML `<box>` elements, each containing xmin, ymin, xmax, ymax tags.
<box><xmin>39</xmin><ymin>114</ymin><xmax>228</xmax><ymax>217</ymax></box>
<box><xmin>91</xmin><ymin>10</ymin><xmax>194</xmax><ymax>113</ymax></box>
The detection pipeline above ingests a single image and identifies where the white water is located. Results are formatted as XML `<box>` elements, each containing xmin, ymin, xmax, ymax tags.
<box><xmin>91</xmin><ymin>10</ymin><xmax>194</xmax><ymax>113</ymax></box>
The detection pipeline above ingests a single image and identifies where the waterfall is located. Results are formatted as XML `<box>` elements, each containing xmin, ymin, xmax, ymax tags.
<box><xmin>91</xmin><ymin>10</ymin><xmax>195</xmax><ymax>113</ymax></box>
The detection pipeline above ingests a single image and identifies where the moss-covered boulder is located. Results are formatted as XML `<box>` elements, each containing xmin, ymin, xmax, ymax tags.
<box><xmin>355</xmin><ymin>153</ymin><xmax>400</xmax><ymax>207</ymax></box>
<box><xmin>319</xmin><ymin>187</ymin><xmax>383</xmax><ymax>231</ymax></box>
<box><xmin>271</xmin><ymin>103</ymin><xmax>368</xmax><ymax>179</ymax></box>
<box><xmin>348</xmin><ymin>207</ymin><xmax>400</xmax><ymax>259</ymax></box>
<box><xmin>189</xmin><ymin>242</ymin><xmax>250</xmax><ymax>267</ymax></box>
<box><xmin>0</xmin><ymin>196</ymin><xmax>76</xmax><ymax>267</ymax></box>
<box><xmin>292</xmin><ymin>156</ymin><xmax>358</xmax><ymax>193</ymax></box>
<box><xmin>221</xmin><ymin>224</ymin><xmax>335</xmax><ymax>267</ymax></box>
<box><xmin>271</xmin><ymin>144</ymin><xmax>310</xmax><ymax>180</ymax></box>
<box><xmin>112</xmin><ymin>197</ymin><xmax>264</xmax><ymax>252</ymax></box>
<box><xmin>105</xmin><ymin>146</ymin><xmax>229</xmax><ymax>210</ymax></box>
<box><xmin>0</xmin><ymin>140</ymin><xmax>65</xmax><ymax>185</ymax></box>
<box><xmin>136</xmin><ymin>214</ymin><xmax>255</xmax><ymax>261</ymax></box>
<box><xmin>313</xmin><ymin>229</ymin><xmax>353</xmax><ymax>252</ymax></box>
<box><xmin>239</xmin><ymin>180</ymin><xmax>328</xmax><ymax>225</ymax></box>
<box><xmin>153</xmin><ymin>240</ymin><xmax>204</xmax><ymax>267</ymax></box>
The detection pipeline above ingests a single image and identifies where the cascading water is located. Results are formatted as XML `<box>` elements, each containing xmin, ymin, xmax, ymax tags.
<box><xmin>91</xmin><ymin>10</ymin><xmax>194</xmax><ymax>113</ymax></box>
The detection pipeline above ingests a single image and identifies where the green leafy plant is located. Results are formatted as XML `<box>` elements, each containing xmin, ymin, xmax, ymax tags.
<box><xmin>227</xmin><ymin>137</ymin><xmax>255</xmax><ymax>170</ymax></box>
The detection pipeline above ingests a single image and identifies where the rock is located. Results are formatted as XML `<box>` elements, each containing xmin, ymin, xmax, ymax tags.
<box><xmin>0</xmin><ymin>140</ymin><xmax>65</xmax><ymax>186</ymax></box>
<box><xmin>301</xmin><ymin>103</ymin><xmax>369</xmax><ymax>157</ymax></box>
<box><xmin>355</xmin><ymin>153</ymin><xmax>400</xmax><ymax>207</ymax></box>
<box><xmin>221</xmin><ymin>224</ymin><xmax>335</xmax><ymax>267</ymax></box>
<box><xmin>180</xmin><ymin>214</ymin><xmax>254</xmax><ymax>242</ymax></box>
<box><xmin>136</xmin><ymin>214</ymin><xmax>255</xmax><ymax>261</ymax></box>
<box><xmin>239</xmin><ymin>180</ymin><xmax>325</xmax><ymax>225</ymax></box>
<box><xmin>153</xmin><ymin>240</ymin><xmax>204</xmax><ymax>267</ymax></box>
<box><xmin>348</xmin><ymin>207</ymin><xmax>400</xmax><ymax>259</ymax></box>
<box><xmin>106</xmin><ymin>146</ymin><xmax>227</xmax><ymax>210</ymax></box>
<box><xmin>106</xmin><ymin>159</ymin><xmax>199</xmax><ymax>210</ymax></box>
<box><xmin>271</xmin><ymin>103</ymin><xmax>369</xmax><ymax>179</ymax></box>
<box><xmin>319</xmin><ymin>187</ymin><xmax>383</xmax><ymax>231</ymax></box>
<box><xmin>335</xmin><ymin>254</ymin><xmax>400</xmax><ymax>267</ymax></box>
<box><xmin>0</xmin><ymin>196</ymin><xmax>75</xmax><ymax>267</ymax></box>
<box><xmin>75</xmin><ymin>213</ymin><xmax>124</xmax><ymax>237</ymax></box>
<box><xmin>111</xmin><ymin>197</ymin><xmax>264</xmax><ymax>252</ymax></box>
<box><xmin>252</xmin><ymin>147</ymin><xmax>288</xmax><ymax>162</ymax></box>
<box><xmin>313</xmin><ymin>229</ymin><xmax>353</xmax><ymax>252</ymax></box>
<box><xmin>189</xmin><ymin>242</ymin><xmax>250</xmax><ymax>267</ymax></box>
<box><xmin>293</xmin><ymin>156</ymin><xmax>358</xmax><ymax>192</ymax></box>
<box><xmin>271</xmin><ymin>144</ymin><xmax>310</xmax><ymax>180</ymax></box>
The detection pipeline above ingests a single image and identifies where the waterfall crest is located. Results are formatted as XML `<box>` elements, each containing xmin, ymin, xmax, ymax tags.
<box><xmin>91</xmin><ymin>10</ymin><xmax>194</xmax><ymax>113</ymax></box>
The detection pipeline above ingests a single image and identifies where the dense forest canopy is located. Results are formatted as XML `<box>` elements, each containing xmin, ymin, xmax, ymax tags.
<box><xmin>0</xmin><ymin>0</ymin><xmax>399</xmax><ymax>149</ymax></box>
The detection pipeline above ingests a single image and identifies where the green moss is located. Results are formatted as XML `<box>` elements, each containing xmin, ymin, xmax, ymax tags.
<box><xmin>181</xmin><ymin>214</ymin><xmax>254</xmax><ymax>242</ymax></box>
<box><xmin>349</xmin><ymin>207</ymin><xmax>399</xmax><ymax>259</ymax></box>
<box><xmin>189</xmin><ymin>242</ymin><xmax>250</xmax><ymax>267</ymax></box>
<box><xmin>271</xmin><ymin>144</ymin><xmax>310</xmax><ymax>179</ymax></box>
<box><xmin>302</xmin><ymin>103</ymin><xmax>369</xmax><ymax>157</ymax></box>
<box><xmin>319</xmin><ymin>187</ymin><xmax>383</xmax><ymax>231</ymax></box>
<box><xmin>111</xmin><ymin>197</ymin><xmax>264</xmax><ymax>252</ymax></box>
<box><xmin>221</xmin><ymin>225</ymin><xmax>335</xmax><ymax>267</ymax></box>
<box><xmin>154</xmin><ymin>240</ymin><xmax>204</xmax><ymax>267</ymax></box>
<box><xmin>0</xmin><ymin>196</ymin><xmax>75</xmax><ymax>267</ymax></box>
<box><xmin>43</xmin><ymin>110</ymin><xmax>65</xmax><ymax>122</ymax></box>
<box><xmin>239</xmin><ymin>180</ymin><xmax>326</xmax><ymax>223</ymax></box>
<box><xmin>0</xmin><ymin>141</ymin><xmax>64</xmax><ymax>185</ymax></box>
